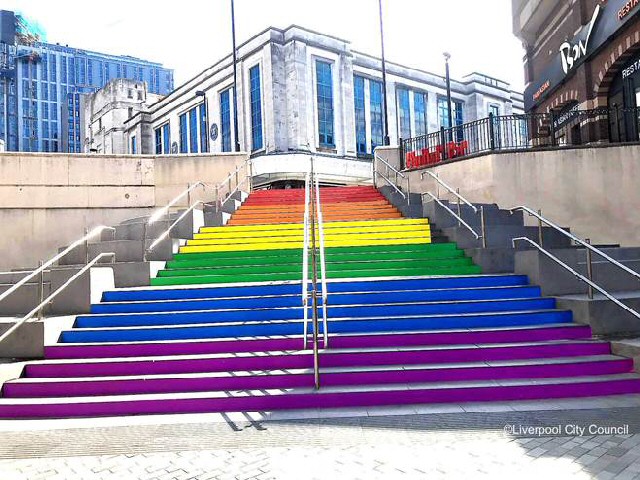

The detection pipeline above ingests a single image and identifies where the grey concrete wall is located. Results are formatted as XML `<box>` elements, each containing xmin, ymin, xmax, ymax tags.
<box><xmin>0</xmin><ymin>151</ymin><xmax>248</xmax><ymax>270</ymax></box>
<box><xmin>405</xmin><ymin>145</ymin><xmax>640</xmax><ymax>247</ymax></box>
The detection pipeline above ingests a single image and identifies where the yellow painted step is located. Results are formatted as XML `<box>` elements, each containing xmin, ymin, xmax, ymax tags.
<box><xmin>193</xmin><ymin>224</ymin><xmax>431</xmax><ymax>240</ymax></box>
<box><xmin>179</xmin><ymin>236</ymin><xmax>432</xmax><ymax>253</ymax></box>
<box><xmin>199</xmin><ymin>218</ymin><xmax>430</xmax><ymax>234</ymax></box>
<box><xmin>186</xmin><ymin>231</ymin><xmax>431</xmax><ymax>246</ymax></box>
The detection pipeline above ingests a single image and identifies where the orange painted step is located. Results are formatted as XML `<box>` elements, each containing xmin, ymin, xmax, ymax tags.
<box><xmin>227</xmin><ymin>211</ymin><xmax>402</xmax><ymax>225</ymax></box>
<box><xmin>236</xmin><ymin>200</ymin><xmax>392</xmax><ymax>211</ymax></box>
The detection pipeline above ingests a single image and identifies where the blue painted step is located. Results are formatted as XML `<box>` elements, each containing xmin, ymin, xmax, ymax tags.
<box><xmin>76</xmin><ymin>298</ymin><xmax>557</xmax><ymax>328</ymax></box>
<box><xmin>91</xmin><ymin>286</ymin><xmax>543</xmax><ymax>314</ymax></box>
<box><xmin>101</xmin><ymin>275</ymin><xmax>530</xmax><ymax>303</ymax></box>
<box><xmin>60</xmin><ymin>310</ymin><xmax>573</xmax><ymax>343</ymax></box>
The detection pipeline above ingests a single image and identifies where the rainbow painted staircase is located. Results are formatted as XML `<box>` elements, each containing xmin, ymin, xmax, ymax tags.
<box><xmin>1</xmin><ymin>185</ymin><xmax>640</xmax><ymax>418</ymax></box>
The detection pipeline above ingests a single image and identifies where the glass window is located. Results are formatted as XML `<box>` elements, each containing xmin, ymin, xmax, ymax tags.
<box><xmin>220</xmin><ymin>89</ymin><xmax>231</xmax><ymax>152</ymax></box>
<box><xmin>397</xmin><ymin>87</ymin><xmax>411</xmax><ymax>139</ymax></box>
<box><xmin>353</xmin><ymin>75</ymin><xmax>367</xmax><ymax>155</ymax></box>
<box><xmin>199</xmin><ymin>102</ymin><xmax>208</xmax><ymax>153</ymax></box>
<box><xmin>188</xmin><ymin>107</ymin><xmax>198</xmax><ymax>153</ymax></box>
<box><xmin>179</xmin><ymin>113</ymin><xmax>188</xmax><ymax>153</ymax></box>
<box><xmin>131</xmin><ymin>135</ymin><xmax>137</xmax><ymax>154</ymax></box>
<box><xmin>414</xmin><ymin>92</ymin><xmax>427</xmax><ymax>137</ymax></box>
<box><xmin>489</xmin><ymin>104</ymin><xmax>500</xmax><ymax>117</ymax></box>
<box><xmin>249</xmin><ymin>65</ymin><xmax>263</xmax><ymax>151</ymax></box>
<box><xmin>162</xmin><ymin>123</ymin><xmax>170</xmax><ymax>154</ymax></box>
<box><xmin>369</xmin><ymin>80</ymin><xmax>384</xmax><ymax>152</ymax></box>
<box><xmin>154</xmin><ymin>127</ymin><xmax>162</xmax><ymax>154</ymax></box>
<box><xmin>315</xmin><ymin>60</ymin><xmax>334</xmax><ymax>147</ymax></box>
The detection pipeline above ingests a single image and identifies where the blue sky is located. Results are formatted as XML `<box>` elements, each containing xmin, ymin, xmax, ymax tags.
<box><xmin>4</xmin><ymin>0</ymin><xmax>525</xmax><ymax>90</ymax></box>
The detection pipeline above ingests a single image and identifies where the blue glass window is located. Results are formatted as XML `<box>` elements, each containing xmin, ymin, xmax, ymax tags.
<box><xmin>154</xmin><ymin>127</ymin><xmax>162</xmax><ymax>154</ymax></box>
<box><xmin>315</xmin><ymin>60</ymin><xmax>334</xmax><ymax>147</ymax></box>
<box><xmin>249</xmin><ymin>65</ymin><xmax>263</xmax><ymax>151</ymax></box>
<box><xmin>179</xmin><ymin>113</ymin><xmax>188</xmax><ymax>153</ymax></box>
<box><xmin>414</xmin><ymin>92</ymin><xmax>427</xmax><ymax>137</ymax></box>
<box><xmin>199</xmin><ymin>102</ymin><xmax>208</xmax><ymax>153</ymax></box>
<box><xmin>220</xmin><ymin>89</ymin><xmax>231</xmax><ymax>152</ymax></box>
<box><xmin>397</xmin><ymin>88</ymin><xmax>411</xmax><ymax>139</ymax></box>
<box><xmin>438</xmin><ymin>97</ymin><xmax>464</xmax><ymax>129</ymax></box>
<box><xmin>131</xmin><ymin>135</ymin><xmax>137</xmax><ymax>154</ymax></box>
<box><xmin>188</xmin><ymin>107</ymin><xmax>198</xmax><ymax>153</ymax></box>
<box><xmin>163</xmin><ymin>123</ymin><xmax>170</xmax><ymax>154</ymax></box>
<box><xmin>354</xmin><ymin>75</ymin><xmax>366</xmax><ymax>155</ymax></box>
<box><xmin>370</xmin><ymin>80</ymin><xmax>385</xmax><ymax>150</ymax></box>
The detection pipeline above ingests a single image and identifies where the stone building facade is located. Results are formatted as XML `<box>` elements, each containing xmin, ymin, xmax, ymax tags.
<box><xmin>84</xmin><ymin>25</ymin><xmax>523</xmax><ymax>158</ymax></box>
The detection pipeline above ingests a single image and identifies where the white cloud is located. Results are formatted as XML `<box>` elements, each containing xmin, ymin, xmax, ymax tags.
<box><xmin>4</xmin><ymin>0</ymin><xmax>525</xmax><ymax>90</ymax></box>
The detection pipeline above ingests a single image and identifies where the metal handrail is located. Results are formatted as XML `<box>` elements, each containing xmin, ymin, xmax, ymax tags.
<box><xmin>301</xmin><ymin>171</ymin><xmax>311</xmax><ymax>349</ymax></box>
<box><xmin>148</xmin><ymin>182</ymin><xmax>207</xmax><ymax>224</ymax></box>
<box><xmin>373</xmin><ymin>152</ymin><xmax>410</xmax><ymax>205</ymax></box>
<box><xmin>512</xmin><ymin>237</ymin><xmax>640</xmax><ymax>321</ymax></box>
<box><xmin>510</xmin><ymin>206</ymin><xmax>640</xmax><ymax>283</ymax></box>
<box><xmin>146</xmin><ymin>200</ymin><xmax>208</xmax><ymax>256</ymax></box>
<box><xmin>308</xmin><ymin>157</ymin><xmax>321</xmax><ymax>390</ymax></box>
<box><xmin>314</xmin><ymin>172</ymin><xmax>329</xmax><ymax>348</ymax></box>
<box><xmin>0</xmin><ymin>225</ymin><xmax>116</xmax><ymax>306</ymax></box>
<box><xmin>0</xmin><ymin>252</ymin><xmax>116</xmax><ymax>344</ymax></box>
<box><xmin>422</xmin><ymin>192</ymin><xmax>482</xmax><ymax>240</ymax></box>
<box><xmin>420</xmin><ymin>170</ymin><xmax>477</xmax><ymax>213</ymax></box>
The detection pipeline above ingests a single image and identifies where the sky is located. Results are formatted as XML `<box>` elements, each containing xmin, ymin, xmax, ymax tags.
<box><xmin>4</xmin><ymin>0</ymin><xmax>526</xmax><ymax>91</ymax></box>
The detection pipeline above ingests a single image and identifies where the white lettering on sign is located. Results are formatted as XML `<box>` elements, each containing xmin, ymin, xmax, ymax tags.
<box><xmin>623</xmin><ymin>59</ymin><xmax>640</xmax><ymax>78</ymax></box>
<box><xmin>559</xmin><ymin>5</ymin><xmax>601</xmax><ymax>75</ymax></box>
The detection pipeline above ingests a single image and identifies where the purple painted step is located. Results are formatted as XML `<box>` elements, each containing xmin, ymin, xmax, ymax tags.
<box><xmin>26</xmin><ymin>342</ymin><xmax>610</xmax><ymax>378</ymax></box>
<box><xmin>2</xmin><ymin>378</ymin><xmax>640</xmax><ymax>419</ymax></box>
<box><xmin>4</xmin><ymin>359</ymin><xmax>632</xmax><ymax>398</ymax></box>
<box><xmin>44</xmin><ymin>325</ymin><xmax>593</xmax><ymax>359</ymax></box>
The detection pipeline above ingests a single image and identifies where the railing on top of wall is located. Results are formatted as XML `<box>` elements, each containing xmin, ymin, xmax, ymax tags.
<box><xmin>400</xmin><ymin>107</ymin><xmax>640</xmax><ymax>170</ymax></box>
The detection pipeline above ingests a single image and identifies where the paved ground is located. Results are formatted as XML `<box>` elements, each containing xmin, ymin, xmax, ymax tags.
<box><xmin>2</xmin><ymin>401</ymin><xmax>640</xmax><ymax>479</ymax></box>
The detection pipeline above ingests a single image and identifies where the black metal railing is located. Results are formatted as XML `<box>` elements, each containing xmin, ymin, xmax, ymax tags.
<box><xmin>401</xmin><ymin>107</ymin><xmax>640</xmax><ymax>170</ymax></box>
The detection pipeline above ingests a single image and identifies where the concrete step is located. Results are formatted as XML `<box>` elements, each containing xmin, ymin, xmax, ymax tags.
<box><xmin>442</xmin><ymin>225</ymin><xmax>573</xmax><ymax>249</ymax></box>
<box><xmin>424</xmin><ymin>200</ymin><xmax>523</xmax><ymax>229</ymax></box>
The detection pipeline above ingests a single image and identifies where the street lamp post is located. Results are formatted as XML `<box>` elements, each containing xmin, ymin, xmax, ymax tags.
<box><xmin>443</xmin><ymin>52</ymin><xmax>453</xmax><ymax>142</ymax></box>
<box><xmin>378</xmin><ymin>0</ymin><xmax>390</xmax><ymax>146</ymax></box>
<box><xmin>230</xmin><ymin>0</ymin><xmax>241</xmax><ymax>152</ymax></box>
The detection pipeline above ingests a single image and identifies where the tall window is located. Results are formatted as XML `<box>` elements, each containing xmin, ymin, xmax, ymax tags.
<box><xmin>438</xmin><ymin>97</ymin><xmax>464</xmax><ymax>129</ymax></box>
<box><xmin>130</xmin><ymin>135</ymin><xmax>137</xmax><ymax>154</ymax></box>
<box><xmin>249</xmin><ymin>65</ymin><xmax>263</xmax><ymax>151</ymax></box>
<box><xmin>154</xmin><ymin>127</ymin><xmax>162</xmax><ymax>154</ymax></box>
<box><xmin>370</xmin><ymin>79</ymin><xmax>384</xmax><ymax>151</ymax></box>
<box><xmin>199</xmin><ymin>102</ymin><xmax>208</xmax><ymax>153</ymax></box>
<box><xmin>189</xmin><ymin>107</ymin><xmax>198</xmax><ymax>153</ymax></box>
<box><xmin>316</xmin><ymin>60</ymin><xmax>334</xmax><ymax>147</ymax></box>
<box><xmin>354</xmin><ymin>75</ymin><xmax>367</xmax><ymax>156</ymax></box>
<box><xmin>220</xmin><ymin>89</ymin><xmax>231</xmax><ymax>152</ymax></box>
<box><xmin>397</xmin><ymin>87</ymin><xmax>411</xmax><ymax>139</ymax></box>
<box><xmin>179</xmin><ymin>113</ymin><xmax>188</xmax><ymax>153</ymax></box>
<box><xmin>488</xmin><ymin>104</ymin><xmax>500</xmax><ymax>117</ymax></box>
<box><xmin>162</xmin><ymin>123</ymin><xmax>170</xmax><ymax>154</ymax></box>
<box><xmin>414</xmin><ymin>92</ymin><xmax>427</xmax><ymax>137</ymax></box>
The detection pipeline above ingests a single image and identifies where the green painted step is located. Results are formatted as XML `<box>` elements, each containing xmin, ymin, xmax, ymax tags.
<box><xmin>150</xmin><ymin>265</ymin><xmax>483</xmax><ymax>286</ymax></box>
<box><xmin>166</xmin><ymin>248</ymin><xmax>467</xmax><ymax>269</ymax></box>
<box><xmin>171</xmin><ymin>242</ymin><xmax>461</xmax><ymax>263</ymax></box>
<box><xmin>159</xmin><ymin>257</ymin><xmax>475</xmax><ymax>277</ymax></box>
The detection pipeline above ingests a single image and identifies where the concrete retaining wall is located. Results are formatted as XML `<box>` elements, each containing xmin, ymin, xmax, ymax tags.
<box><xmin>0</xmin><ymin>152</ymin><xmax>248</xmax><ymax>270</ymax></box>
<box><xmin>398</xmin><ymin>145</ymin><xmax>640</xmax><ymax>247</ymax></box>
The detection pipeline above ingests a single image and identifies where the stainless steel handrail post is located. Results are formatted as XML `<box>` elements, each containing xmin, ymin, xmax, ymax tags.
<box><xmin>309</xmin><ymin>158</ymin><xmax>320</xmax><ymax>390</ymax></box>
<box><xmin>0</xmin><ymin>252</ymin><xmax>116</xmax><ymax>345</ymax></box>
<box><xmin>537</xmin><ymin>209</ymin><xmax>543</xmax><ymax>247</ymax></box>
<box><xmin>314</xmin><ymin>171</ymin><xmax>329</xmax><ymax>348</ymax></box>
<box><xmin>301</xmin><ymin>171</ymin><xmax>311</xmax><ymax>349</ymax></box>
<box><xmin>37</xmin><ymin>260</ymin><xmax>44</xmax><ymax>321</ymax></box>
<box><xmin>480</xmin><ymin>206</ymin><xmax>487</xmax><ymax>248</ymax></box>
<box><xmin>512</xmin><ymin>237</ymin><xmax>640</xmax><ymax>322</ymax></box>
<box><xmin>586</xmin><ymin>238</ymin><xmax>594</xmax><ymax>299</ymax></box>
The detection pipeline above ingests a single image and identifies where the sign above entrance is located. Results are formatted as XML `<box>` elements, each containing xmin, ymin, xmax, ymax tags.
<box><xmin>525</xmin><ymin>0</ymin><xmax>640</xmax><ymax>111</ymax></box>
